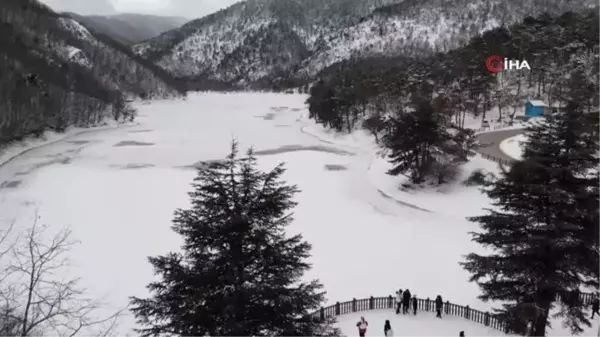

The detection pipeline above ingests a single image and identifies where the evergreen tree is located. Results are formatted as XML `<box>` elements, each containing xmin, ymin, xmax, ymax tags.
<box><xmin>383</xmin><ymin>98</ymin><xmax>450</xmax><ymax>184</ymax></box>
<box><xmin>461</xmin><ymin>99</ymin><xmax>599</xmax><ymax>336</ymax></box>
<box><xmin>130</xmin><ymin>142</ymin><xmax>338</xmax><ymax>337</ymax></box>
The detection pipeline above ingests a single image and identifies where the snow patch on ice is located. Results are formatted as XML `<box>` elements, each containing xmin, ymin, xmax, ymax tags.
<box><xmin>0</xmin><ymin>121</ymin><xmax>127</xmax><ymax>169</ymax></box>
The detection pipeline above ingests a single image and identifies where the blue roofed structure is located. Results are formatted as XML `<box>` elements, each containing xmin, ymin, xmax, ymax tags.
<box><xmin>524</xmin><ymin>100</ymin><xmax>546</xmax><ymax>117</ymax></box>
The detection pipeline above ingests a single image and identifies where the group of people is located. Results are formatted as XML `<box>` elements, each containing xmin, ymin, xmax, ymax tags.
<box><xmin>394</xmin><ymin>289</ymin><xmax>444</xmax><ymax>318</ymax></box>
<box><xmin>354</xmin><ymin>290</ymin><xmax>448</xmax><ymax>337</ymax></box>
<box><xmin>355</xmin><ymin>316</ymin><xmax>465</xmax><ymax>337</ymax></box>
<box><xmin>353</xmin><ymin>292</ymin><xmax>600</xmax><ymax>337</ymax></box>
<box><xmin>394</xmin><ymin>288</ymin><xmax>416</xmax><ymax>315</ymax></box>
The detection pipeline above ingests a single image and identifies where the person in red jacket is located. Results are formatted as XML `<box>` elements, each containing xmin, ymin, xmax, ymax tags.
<box><xmin>356</xmin><ymin>316</ymin><xmax>368</xmax><ymax>337</ymax></box>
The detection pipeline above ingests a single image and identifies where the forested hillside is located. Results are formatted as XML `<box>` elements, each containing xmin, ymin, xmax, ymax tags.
<box><xmin>307</xmin><ymin>8</ymin><xmax>599</xmax><ymax>183</ymax></box>
<box><xmin>0</xmin><ymin>0</ymin><xmax>187</xmax><ymax>145</ymax></box>
<box><xmin>296</xmin><ymin>0</ymin><xmax>596</xmax><ymax>79</ymax></box>
<box><xmin>133</xmin><ymin>0</ymin><xmax>596</xmax><ymax>90</ymax></box>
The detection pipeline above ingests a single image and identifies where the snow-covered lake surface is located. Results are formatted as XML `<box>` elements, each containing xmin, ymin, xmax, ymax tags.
<box><xmin>0</xmin><ymin>93</ymin><xmax>596</xmax><ymax>335</ymax></box>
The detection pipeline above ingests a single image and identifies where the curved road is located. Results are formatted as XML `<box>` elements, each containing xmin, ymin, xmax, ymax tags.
<box><xmin>474</xmin><ymin>128</ymin><xmax>525</xmax><ymax>163</ymax></box>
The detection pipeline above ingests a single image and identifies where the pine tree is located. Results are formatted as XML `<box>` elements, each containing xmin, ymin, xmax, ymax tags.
<box><xmin>461</xmin><ymin>98</ymin><xmax>599</xmax><ymax>336</ymax></box>
<box><xmin>383</xmin><ymin>98</ymin><xmax>450</xmax><ymax>184</ymax></box>
<box><xmin>130</xmin><ymin>142</ymin><xmax>339</xmax><ymax>336</ymax></box>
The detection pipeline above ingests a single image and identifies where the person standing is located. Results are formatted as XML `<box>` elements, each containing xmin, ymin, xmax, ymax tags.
<box><xmin>384</xmin><ymin>319</ymin><xmax>394</xmax><ymax>337</ymax></box>
<box><xmin>395</xmin><ymin>290</ymin><xmax>403</xmax><ymax>315</ymax></box>
<box><xmin>592</xmin><ymin>297</ymin><xmax>600</xmax><ymax>319</ymax></box>
<box><xmin>459</xmin><ymin>331</ymin><xmax>465</xmax><ymax>337</ymax></box>
<box><xmin>412</xmin><ymin>295</ymin><xmax>418</xmax><ymax>315</ymax></box>
<box><xmin>356</xmin><ymin>316</ymin><xmax>368</xmax><ymax>337</ymax></box>
<box><xmin>402</xmin><ymin>289</ymin><xmax>412</xmax><ymax>314</ymax></box>
<box><xmin>435</xmin><ymin>295</ymin><xmax>443</xmax><ymax>318</ymax></box>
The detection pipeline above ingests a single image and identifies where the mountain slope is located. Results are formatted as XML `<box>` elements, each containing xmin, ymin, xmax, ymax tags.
<box><xmin>297</xmin><ymin>0</ymin><xmax>598</xmax><ymax>78</ymax></box>
<box><xmin>0</xmin><ymin>0</ymin><xmax>185</xmax><ymax>145</ymax></box>
<box><xmin>67</xmin><ymin>13</ymin><xmax>189</xmax><ymax>45</ymax></box>
<box><xmin>134</xmin><ymin>0</ymin><xmax>597</xmax><ymax>89</ymax></box>
<box><xmin>133</xmin><ymin>0</ymin><xmax>401</xmax><ymax>88</ymax></box>
<box><xmin>308</xmin><ymin>7</ymin><xmax>599</xmax><ymax>134</ymax></box>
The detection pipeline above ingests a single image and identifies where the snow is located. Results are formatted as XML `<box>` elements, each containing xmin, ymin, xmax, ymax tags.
<box><xmin>0</xmin><ymin>92</ymin><xmax>596</xmax><ymax>335</ymax></box>
<box><xmin>0</xmin><ymin>120</ymin><xmax>126</xmax><ymax>169</ymax></box>
<box><xmin>528</xmin><ymin>100</ymin><xmax>547</xmax><ymax>107</ymax></box>
<box><xmin>499</xmin><ymin>134</ymin><xmax>528</xmax><ymax>161</ymax></box>
<box><xmin>336</xmin><ymin>310</ymin><xmax>506</xmax><ymax>336</ymax></box>
<box><xmin>66</xmin><ymin>46</ymin><xmax>92</xmax><ymax>68</ymax></box>
<box><xmin>59</xmin><ymin>18</ymin><xmax>94</xmax><ymax>42</ymax></box>
<box><xmin>155</xmin><ymin>17</ymin><xmax>274</xmax><ymax>78</ymax></box>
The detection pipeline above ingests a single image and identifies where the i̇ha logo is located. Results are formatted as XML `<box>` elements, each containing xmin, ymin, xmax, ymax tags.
<box><xmin>485</xmin><ymin>55</ymin><xmax>530</xmax><ymax>72</ymax></box>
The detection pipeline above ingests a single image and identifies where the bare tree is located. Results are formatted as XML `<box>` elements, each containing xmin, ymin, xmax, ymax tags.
<box><xmin>0</xmin><ymin>215</ymin><xmax>125</xmax><ymax>336</ymax></box>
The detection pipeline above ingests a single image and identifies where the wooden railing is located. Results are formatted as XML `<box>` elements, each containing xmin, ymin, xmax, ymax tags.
<box><xmin>313</xmin><ymin>292</ymin><xmax>596</xmax><ymax>334</ymax></box>
<box><xmin>479</xmin><ymin>152</ymin><xmax>515</xmax><ymax>165</ymax></box>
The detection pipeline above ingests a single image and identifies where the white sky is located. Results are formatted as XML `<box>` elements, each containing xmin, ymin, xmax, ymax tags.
<box><xmin>40</xmin><ymin>0</ymin><xmax>243</xmax><ymax>18</ymax></box>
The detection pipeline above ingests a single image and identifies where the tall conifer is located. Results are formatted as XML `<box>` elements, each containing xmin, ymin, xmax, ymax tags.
<box><xmin>462</xmin><ymin>95</ymin><xmax>599</xmax><ymax>335</ymax></box>
<box><xmin>130</xmin><ymin>142</ymin><xmax>339</xmax><ymax>336</ymax></box>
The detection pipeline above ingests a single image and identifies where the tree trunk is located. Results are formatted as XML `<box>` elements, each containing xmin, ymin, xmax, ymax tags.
<box><xmin>530</xmin><ymin>289</ymin><xmax>554</xmax><ymax>337</ymax></box>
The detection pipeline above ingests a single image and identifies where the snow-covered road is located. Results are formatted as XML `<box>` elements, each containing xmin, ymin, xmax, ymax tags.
<box><xmin>474</xmin><ymin>128</ymin><xmax>524</xmax><ymax>163</ymax></box>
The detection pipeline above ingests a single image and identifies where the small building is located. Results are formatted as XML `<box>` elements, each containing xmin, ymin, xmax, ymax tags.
<box><xmin>524</xmin><ymin>100</ymin><xmax>547</xmax><ymax>117</ymax></box>
<box><xmin>524</xmin><ymin>100</ymin><xmax>565</xmax><ymax>117</ymax></box>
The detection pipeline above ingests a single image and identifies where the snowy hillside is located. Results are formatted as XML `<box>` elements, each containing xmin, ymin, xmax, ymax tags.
<box><xmin>134</xmin><ymin>0</ymin><xmax>597</xmax><ymax>87</ymax></box>
<box><xmin>59</xmin><ymin>17</ymin><xmax>95</xmax><ymax>41</ymax></box>
<box><xmin>0</xmin><ymin>0</ymin><xmax>185</xmax><ymax>146</ymax></box>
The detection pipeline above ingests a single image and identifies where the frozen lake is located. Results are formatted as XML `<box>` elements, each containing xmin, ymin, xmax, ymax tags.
<box><xmin>0</xmin><ymin>92</ymin><xmax>595</xmax><ymax>335</ymax></box>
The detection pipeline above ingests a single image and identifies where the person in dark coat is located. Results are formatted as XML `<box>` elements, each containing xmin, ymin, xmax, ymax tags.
<box><xmin>384</xmin><ymin>319</ymin><xmax>393</xmax><ymax>336</ymax></box>
<box><xmin>592</xmin><ymin>297</ymin><xmax>600</xmax><ymax>319</ymax></box>
<box><xmin>402</xmin><ymin>289</ymin><xmax>412</xmax><ymax>314</ymax></box>
<box><xmin>395</xmin><ymin>290</ymin><xmax>403</xmax><ymax>315</ymax></box>
<box><xmin>412</xmin><ymin>295</ymin><xmax>418</xmax><ymax>315</ymax></box>
<box><xmin>459</xmin><ymin>331</ymin><xmax>465</xmax><ymax>337</ymax></box>
<box><xmin>435</xmin><ymin>295</ymin><xmax>443</xmax><ymax>318</ymax></box>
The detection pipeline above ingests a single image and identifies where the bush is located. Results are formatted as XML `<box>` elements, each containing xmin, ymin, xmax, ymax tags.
<box><xmin>463</xmin><ymin>169</ymin><xmax>492</xmax><ymax>186</ymax></box>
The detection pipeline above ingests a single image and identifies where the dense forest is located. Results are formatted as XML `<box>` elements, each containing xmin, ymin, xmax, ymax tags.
<box><xmin>307</xmin><ymin>8</ymin><xmax>599</xmax><ymax>184</ymax></box>
<box><xmin>0</xmin><ymin>0</ymin><xmax>187</xmax><ymax>145</ymax></box>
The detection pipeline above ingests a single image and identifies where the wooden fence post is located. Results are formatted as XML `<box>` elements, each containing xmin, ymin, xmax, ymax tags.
<box><xmin>388</xmin><ymin>295</ymin><xmax>393</xmax><ymax>308</ymax></box>
<box><xmin>445</xmin><ymin>301</ymin><xmax>449</xmax><ymax>314</ymax></box>
<box><xmin>484</xmin><ymin>312</ymin><xmax>490</xmax><ymax>326</ymax></box>
<box><xmin>352</xmin><ymin>298</ymin><xmax>357</xmax><ymax>312</ymax></box>
<box><xmin>335</xmin><ymin>302</ymin><xmax>340</xmax><ymax>315</ymax></box>
<box><xmin>369</xmin><ymin>296</ymin><xmax>374</xmax><ymax>310</ymax></box>
<box><xmin>320</xmin><ymin>307</ymin><xmax>324</xmax><ymax>320</ymax></box>
<box><xmin>426</xmin><ymin>298</ymin><xmax>430</xmax><ymax>311</ymax></box>
<box><xmin>465</xmin><ymin>305</ymin><xmax>470</xmax><ymax>319</ymax></box>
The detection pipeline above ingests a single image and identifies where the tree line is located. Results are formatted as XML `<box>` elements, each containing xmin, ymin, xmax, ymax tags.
<box><xmin>463</xmin><ymin>78</ymin><xmax>599</xmax><ymax>335</ymax></box>
<box><xmin>307</xmin><ymin>8</ymin><xmax>598</xmax><ymax>184</ymax></box>
<box><xmin>0</xmin><ymin>0</ymin><xmax>187</xmax><ymax>146</ymax></box>
<box><xmin>306</xmin><ymin>7</ymin><xmax>598</xmax><ymax>336</ymax></box>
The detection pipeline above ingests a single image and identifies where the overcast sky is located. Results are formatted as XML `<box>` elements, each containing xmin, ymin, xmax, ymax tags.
<box><xmin>40</xmin><ymin>0</ymin><xmax>242</xmax><ymax>18</ymax></box>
